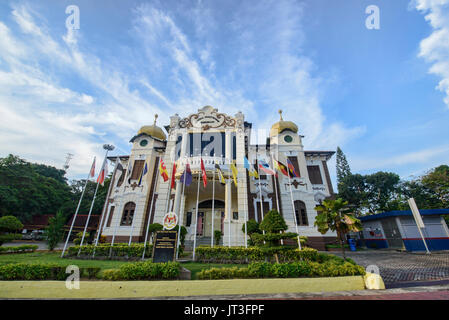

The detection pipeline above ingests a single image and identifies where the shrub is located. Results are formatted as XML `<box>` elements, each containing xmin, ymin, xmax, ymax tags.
<box><xmin>0</xmin><ymin>216</ymin><xmax>23</xmax><ymax>232</ymax></box>
<box><xmin>102</xmin><ymin>261</ymin><xmax>181</xmax><ymax>280</ymax></box>
<box><xmin>0</xmin><ymin>233</ymin><xmax>22</xmax><ymax>246</ymax></box>
<box><xmin>44</xmin><ymin>210</ymin><xmax>66</xmax><ymax>251</ymax></box>
<box><xmin>0</xmin><ymin>244</ymin><xmax>38</xmax><ymax>254</ymax></box>
<box><xmin>0</xmin><ymin>263</ymin><xmax>100</xmax><ymax>280</ymax></box>
<box><xmin>197</xmin><ymin>261</ymin><xmax>365</xmax><ymax>280</ymax></box>
<box><xmin>67</xmin><ymin>243</ymin><xmax>153</xmax><ymax>259</ymax></box>
<box><xmin>214</xmin><ymin>230</ymin><xmax>222</xmax><ymax>246</ymax></box>
<box><xmin>194</xmin><ymin>246</ymin><xmax>319</xmax><ymax>264</ymax></box>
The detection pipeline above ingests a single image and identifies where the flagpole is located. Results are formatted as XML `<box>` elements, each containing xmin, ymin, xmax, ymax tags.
<box><xmin>61</xmin><ymin>158</ymin><xmax>95</xmax><ymax>258</ymax></box>
<box><xmin>270</xmin><ymin>154</ymin><xmax>280</xmax><ymax>213</ymax></box>
<box><xmin>93</xmin><ymin>155</ymin><xmax>119</xmax><ymax>257</ymax></box>
<box><xmin>243</xmin><ymin>157</ymin><xmax>248</xmax><ymax>248</ymax></box>
<box><xmin>192</xmin><ymin>165</ymin><xmax>201</xmax><ymax>260</ymax></box>
<box><xmin>256</xmin><ymin>154</ymin><xmax>264</xmax><ymax>224</ymax></box>
<box><xmin>287</xmin><ymin>170</ymin><xmax>302</xmax><ymax>250</ymax></box>
<box><xmin>271</xmin><ymin>154</ymin><xmax>283</xmax><ymax>245</ymax></box>
<box><xmin>228</xmin><ymin>164</ymin><xmax>231</xmax><ymax>248</ymax></box>
<box><xmin>142</xmin><ymin>158</ymin><xmax>161</xmax><ymax>259</ymax></box>
<box><xmin>175</xmin><ymin>157</ymin><xmax>186</xmax><ymax>260</ymax></box>
<box><xmin>78</xmin><ymin>149</ymin><xmax>110</xmax><ymax>256</ymax></box>
<box><xmin>211</xmin><ymin>155</ymin><xmax>216</xmax><ymax>247</ymax></box>
<box><xmin>108</xmin><ymin>191</ymin><xmax>122</xmax><ymax>258</ymax></box>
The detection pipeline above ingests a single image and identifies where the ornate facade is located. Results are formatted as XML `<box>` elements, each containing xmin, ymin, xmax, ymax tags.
<box><xmin>99</xmin><ymin>106</ymin><xmax>337</xmax><ymax>250</ymax></box>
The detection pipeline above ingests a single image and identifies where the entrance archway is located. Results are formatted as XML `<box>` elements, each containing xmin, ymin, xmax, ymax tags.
<box><xmin>196</xmin><ymin>199</ymin><xmax>225</xmax><ymax>237</ymax></box>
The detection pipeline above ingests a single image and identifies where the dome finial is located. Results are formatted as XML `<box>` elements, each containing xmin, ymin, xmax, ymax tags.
<box><xmin>154</xmin><ymin>114</ymin><xmax>158</xmax><ymax>126</ymax></box>
<box><xmin>278</xmin><ymin>109</ymin><xmax>283</xmax><ymax>121</ymax></box>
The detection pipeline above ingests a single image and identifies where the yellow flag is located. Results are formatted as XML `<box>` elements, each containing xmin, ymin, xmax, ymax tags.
<box><xmin>230</xmin><ymin>161</ymin><xmax>238</xmax><ymax>187</ymax></box>
<box><xmin>215</xmin><ymin>164</ymin><xmax>226</xmax><ymax>185</ymax></box>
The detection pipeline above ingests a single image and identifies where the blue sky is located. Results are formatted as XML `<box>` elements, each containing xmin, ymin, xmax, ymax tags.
<box><xmin>0</xmin><ymin>0</ymin><xmax>448</xmax><ymax>186</ymax></box>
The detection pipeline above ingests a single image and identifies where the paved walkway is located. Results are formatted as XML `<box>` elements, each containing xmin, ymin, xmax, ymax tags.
<box><xmin>330</xmin><ymin>250</ymin><xmax>449</xmax><ymax>287</ymax></box>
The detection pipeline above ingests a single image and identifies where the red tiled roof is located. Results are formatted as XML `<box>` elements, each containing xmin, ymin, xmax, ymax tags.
<box><xmin>23</xmin><ymin>215</ymin><xmax>54</xmax><ymax>229</ymax></box>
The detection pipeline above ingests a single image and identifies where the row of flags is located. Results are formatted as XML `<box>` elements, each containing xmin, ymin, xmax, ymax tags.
<box><xmin>130</xmin><ymin>156</ymin><xmax>300</xmax><ymax>189</ymax></box>
<box><xmin>90</xmin><ymin>154</ymin><xmax>300</xmax><ymax>190</ymax></box>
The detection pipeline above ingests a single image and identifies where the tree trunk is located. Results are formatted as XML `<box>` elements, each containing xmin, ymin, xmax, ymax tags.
<box><xmin>337</xmin><ymin>229</ymin><xmax>346</xmax><ymax>260</ymax></box>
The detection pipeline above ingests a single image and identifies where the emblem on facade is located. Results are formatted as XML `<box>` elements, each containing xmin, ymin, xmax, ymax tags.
<box><xmin>178</xmin><ymin>106</ymin><xmax>236</xmax><ymax>130</ymax></box>
<box><xmin>162</xmin><ymin>212</ymin><xmax>178</xmax><ymax>230</ymax></box>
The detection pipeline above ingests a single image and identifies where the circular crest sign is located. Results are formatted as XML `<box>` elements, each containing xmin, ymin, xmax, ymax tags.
<box><xmin>162</xmin><ymin>212</ymin><xmax>178</xmax><ymax>230</ymax></box>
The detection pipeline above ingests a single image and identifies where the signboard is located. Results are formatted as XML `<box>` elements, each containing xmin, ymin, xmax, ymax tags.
<box><xmin>152</xmin><ymin>230</ymin><xmax>178</xmax><ymax>263</ymax></box>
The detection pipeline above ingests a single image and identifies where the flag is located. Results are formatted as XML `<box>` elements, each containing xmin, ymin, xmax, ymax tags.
<box><xmin>115</xmin><ymin>159</ymin><xmax>124</xmax><ymax>182</ymax></box>
<box><xmin>97</xmin><ymin>160</ymin><xmax>108</xmax><ymax>186</ymax></box>
<box><xmin>159</xmin><ymin>158</ymin><xmax>169</xmax><ymax>182</ymax></box>
<box><xmin>170</xmin><ymin>163</ymin><xmax>177</xmax><ymax>189</ymax></box>
<box><xmin>89</xmin><ymin>157</ymin><xmax>96</xmax><ymax>178</ymax></box>
<box><xmin>230</xmin><ymin>161</ymin><xmax>238</xmax><ymax>187</ymax></box>
<box><xmin>215</xmin><ymin>164</ymin><xmax>226</xmax><ymax>185</ymax></box>
<box><xmin>200</xmin><ymin>158</ymin><xmax>207</xmax><ymax>188</ymax></box>
<box><xmin>180</xmin><ymin>163</ymin><xmax>192</xmax><ymax>186</ymax></box>
<box><xmin>127</xmin><ymin>161</ymin><xmax>133</xmax><ymax>184</ymax></box>
<box><xmin>274</xmin><ymin>159</ymin><xmax>289</xmax><ymax>177</ymax></box>
<box><xmin>258</xmin><ymin>159</ymin><xmax>277</xmax><ymax>176</ymax></box>
<box><xmin>286</xmin><ymin>158</ymin><xmax>299</xmax><ymax>178</ymax></box>
<box><xmin>138</xmin><ymin>161</ymin><xmax>148</xmax><ymax>186</ymax></box>
<box><xmin>243</xmin><ymin>156</ymin><xmax>259</xmax><ymax>179</ymax></box>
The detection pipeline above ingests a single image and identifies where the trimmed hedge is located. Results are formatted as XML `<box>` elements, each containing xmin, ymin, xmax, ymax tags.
<box><xmin>194</xmin><ymin>246</ymin><xmax>319</xmax><ymax>263</ymax></box>
<box><xmin>0</xmin><ymin>263</ymin><xmax>101</xmax><ymax>280</ymax></box>
<box><xmin>0</xmin><ymin>245</ymin><xmax>38</xmax><ymax>254</ymax></box>
<box><xmin>66</xmin><ymin>243</ymin><xmax>153</xmax><ymax>259</ymax></box>
<box><xmin>197</xmin><ymin>261</ymin><xmax>366</xmax><ymax>280</ymax></box>
<box><xmin>101</xmin><ymin>261</ymin><xmax>181</xmax><ymax>280</ymax></box>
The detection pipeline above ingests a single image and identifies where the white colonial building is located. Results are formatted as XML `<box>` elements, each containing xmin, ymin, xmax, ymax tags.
<box><xmin>98</xmin><ymin>106</ymin><xmax>337</xmax><ymax>250</ymax></box>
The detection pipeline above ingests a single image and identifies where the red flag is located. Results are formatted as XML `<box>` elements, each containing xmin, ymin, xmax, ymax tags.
<box><xmin>97</xmin><ymin>160</ymin><xmax>108</xmax><ymax>186</ymax></box>
<box><xmin>201</xmin><ymin>158</ymin><xmax>207</xmax><ymax>188</ymax></box>
<box><xmin>89</xmin><ymin>157</ymin><xmax>96</xmax><ymax>178</ymax></box>
<box><xmin>170</xmin><ymin>163</ymin><xmax>177</xmax><ymax>189</ymax></box>
<box><xmin>159</xmin><ymin>158</ymin><xmax>169</xmax><ymax>182</ymax></box>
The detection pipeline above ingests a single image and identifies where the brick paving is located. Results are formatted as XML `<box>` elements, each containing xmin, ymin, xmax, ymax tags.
<box><xmin>330</xmin><ymin>250</ymin><xmax>449</xmax><ymax>286</ymax></box>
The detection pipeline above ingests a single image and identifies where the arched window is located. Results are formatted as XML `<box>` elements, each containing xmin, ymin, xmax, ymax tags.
<box><xmin>121</xmin><ymin>202</ymin><xmax>136</xmax><ymax>226</ymax></box>
<box><xmin>294</xmin><ymin>200</ymin><xmax>308</xmax><ymax>226</ymax></box>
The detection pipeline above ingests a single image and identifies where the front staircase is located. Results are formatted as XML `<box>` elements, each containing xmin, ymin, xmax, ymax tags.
<box><xmin>184</xmin><ymin>237</ymin><xmax>222</xmax><ymax>250</ymax></box>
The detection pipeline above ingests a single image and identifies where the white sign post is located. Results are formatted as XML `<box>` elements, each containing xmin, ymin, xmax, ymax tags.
<box><xmin>407</xmin><ymin>198</ymin><xmax>431</xmax><ymax>254</ymax></box>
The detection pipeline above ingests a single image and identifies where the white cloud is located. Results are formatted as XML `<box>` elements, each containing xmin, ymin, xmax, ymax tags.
<box><xmin>350</xmin><ymin>144</ymin><xmax>449</xmax><ymax>172</ymax></box>
<box><xmin>414</xmin><ymin>0</ymin><xmax>449</xmax><ymax>107</ymax></box>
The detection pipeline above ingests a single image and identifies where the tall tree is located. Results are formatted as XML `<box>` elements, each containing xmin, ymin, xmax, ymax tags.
<box><xmin>336</xmin><ymin>147</ymin><xmax>352</xmax><ymax>194</ymax></box>
<box><xmin>421</xmin><ymin>165</ymin><xmax>449</xmax><ymax>207</ymax></box>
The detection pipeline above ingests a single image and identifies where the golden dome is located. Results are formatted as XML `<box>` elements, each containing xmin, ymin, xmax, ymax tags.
<box><xmin>137</xmin><ymin>114</ymin><xmax>167</xmax><ymax>141</ymax></box>
<box><xmin>270</xmin><ymin>110</ymin><xmax>298</xmax><ymax>136</ymax></box>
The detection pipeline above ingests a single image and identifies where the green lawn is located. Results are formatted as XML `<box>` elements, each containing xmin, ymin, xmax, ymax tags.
<box><xmin>0</xmin><ymin>252</ymin><xmax>246</xmax><ymax>279</ymax></box>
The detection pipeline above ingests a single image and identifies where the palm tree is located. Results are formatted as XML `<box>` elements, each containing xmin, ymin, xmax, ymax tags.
<box><xmin>314</xmin><ymin>198</ymin><xmax>362</xmax><ymax>259</ymax></box>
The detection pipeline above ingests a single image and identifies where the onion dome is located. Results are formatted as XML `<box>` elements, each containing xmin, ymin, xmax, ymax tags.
<box><xmin>270</xmin><ymin>110</ymin><xmax>298</xmax><ymax>136</ymax></box>
<box><xmin>137</xmin><ymin>114</ymin><xmax>167</xmax><ymax>141</ymax></box>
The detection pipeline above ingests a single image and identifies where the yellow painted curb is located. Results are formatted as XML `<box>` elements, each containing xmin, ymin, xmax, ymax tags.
<box><xmin>363</xmin><ymin>272</ymin><xmax>385</xmax><ymax>290</ymax></box>
<box><xmin>0</xmin><ymin>276</ymin><xmax>366</xmax><ymax>299</ymax></box>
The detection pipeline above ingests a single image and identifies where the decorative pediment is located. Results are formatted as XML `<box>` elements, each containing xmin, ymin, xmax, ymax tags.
<box><xmin>178</xmin><ymin>106</ymin><xmax>236</xmax><ymax>130</ymax></box>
